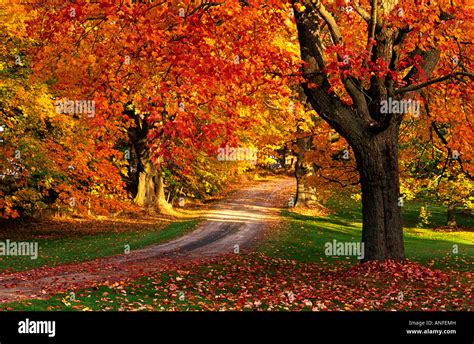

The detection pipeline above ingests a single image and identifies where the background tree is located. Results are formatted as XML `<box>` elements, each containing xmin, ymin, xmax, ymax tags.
<box><xmin>21</xmin><ymin>0</ymin><xmax>300</xmax><ymax>213</ymax></box>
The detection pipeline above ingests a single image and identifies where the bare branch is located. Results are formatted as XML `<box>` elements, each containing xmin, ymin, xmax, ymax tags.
<box><xmin>368</xmin><ymin>0</ymin><xmax>377</xmax><ymax>43</ymax></box>
<box><xmin>395</xmin><ymin>72</ymin><xmax>474</xmax><ymax>94</ymax></box>
<box><xmin>354</xmin><ymin>5</ymin><xmax>370</xmax><ymax>22</ymax></box>
<box><xmin>307</xmin><ymin>0</ymin><xmax>342</xmax><ymax>45</ymax></box>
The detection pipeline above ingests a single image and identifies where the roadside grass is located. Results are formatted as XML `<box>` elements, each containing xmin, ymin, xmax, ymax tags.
<box><xmin>0</xmin><ymin>220</ymin><xmax>200</xmax><ymax>273</ymax></box>
<box><xmin>2</xmin><ymin>269</ymin><xmax>229</xmax><ymax>312</ymax></box>
<box><xmin>3</xmin><ymin>250</ymin><xmax>471</xmax><ymax>311</ymax></box>
<box><xmin>1</xmin><ymin>196</ymin><xmax>472</xmax><ymax>312</ymax></box>
<box><xmin>257</xmin><ymin>198</ymin><xmax>473</xmax><ymax>271</ymax></box>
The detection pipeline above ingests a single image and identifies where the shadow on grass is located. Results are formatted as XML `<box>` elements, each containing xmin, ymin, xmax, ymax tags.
<box><xmin>259</xmin><ymin>208</ymin><xmax>473</xmax><ymax>271</ymax></box>
<box><xmin>0</xmin><ymin>220</ymin><xmax>200</xmax><ymax>273</ymax></box>
<box><xmin>284</xmin><ymin>210</ymin><xmax>361</xmax><ymax>229</ymax></box>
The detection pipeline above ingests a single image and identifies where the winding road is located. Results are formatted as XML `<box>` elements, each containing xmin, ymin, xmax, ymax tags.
<box><xmin>0</xmin><ymin>177</ymin><xmax>295</xmax><ymax>303</ymax></box>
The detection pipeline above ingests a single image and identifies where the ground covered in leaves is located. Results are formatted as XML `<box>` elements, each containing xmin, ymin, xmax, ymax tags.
<box><xmin>3</xmin><ymin>253</ymin><xmax>472</xmax><ymax>312</ymax></box>
<box><xmin>1</xmin><ymin>189</ymin><xmax>471</xmax><ymax>311</ymax></box>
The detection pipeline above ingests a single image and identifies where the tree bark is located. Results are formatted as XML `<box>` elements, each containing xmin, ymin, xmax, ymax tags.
<box><xmin>154</xmin><ymin>171</ymin><xmax>172</xmax><ymax>212</ymax></box>
<box><xmin>290</xmin><ymin>1</ymin><xmax>427</xmax><ymax>260</ymax></box>
<box><xmin>295</xmin><ymin>135</ymin><xmax>319</xmax><ymax>207</ymax></box>
<box><xmin>126</xmin><ymin>105</ymin><xmax>172</xmax><ymax>213</ymax></box>
<box><xmin>134</xmin><ymin>155</ymin><xmax>173</xmax><ymax>212</ymax></box>
<box><xmin>134</xmin><ymin>160</ymin><xmax>157</xmax><ymax>207</ymax></box>
<box><xmin>353</xmin><ymin>127</ymin><xmax>404</xmax><ymax>260</ymax></box>
<box><xmin>447</xmin><ymin>204</ymin><xmax>457</xmax><ymax>227</ymax></box>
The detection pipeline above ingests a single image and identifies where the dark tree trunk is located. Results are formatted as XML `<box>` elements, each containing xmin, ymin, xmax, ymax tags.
<box><xmin>447</xmin><ymin>204</ymin><xmax>457</xmax><ymax>227</ymax></box>
<box><xmin>353</xmin><ymin>127</ymin><xmax>404</xmax><ymax>260</ymax></box>
<box><xmin>291</xmin><ymin>0</ymin><xmax>443</xmax><ymax>260</ymax></box>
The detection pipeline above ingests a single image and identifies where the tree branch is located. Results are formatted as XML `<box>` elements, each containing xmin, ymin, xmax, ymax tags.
<box><xmin>355</xmin><ymin>5</ymin><xmax>370</xmax><ymax>22</ymax></box>
<box><xmin>395</xmin><ymin>72</ymin><xmax>474</xmax><ymax>94</ymax></box>
<box><xmin>307</xmin><ymin>0</ymin><xmax>342</xmax><ymax>45</ymax></box>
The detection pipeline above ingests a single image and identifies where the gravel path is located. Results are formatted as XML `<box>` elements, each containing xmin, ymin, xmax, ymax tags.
<box><xmin>0</xmin><ymin>177</ymin><xmax>295</xmax><ymax>303</ymax></box>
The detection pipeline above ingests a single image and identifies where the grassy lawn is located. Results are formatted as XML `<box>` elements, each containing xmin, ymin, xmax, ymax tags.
<box><xmin>258</xmin><ymin>199</ymin><xmax>473</xmax><ymax>270</ymax></box>
<box><xmin>3</xmin><ymin>271</ymin><xmax>208</xmax><ymax>312</ymax></box>
<box><xmin>0</xmin><ymin>220</ymin><xmax>200</xmax><ymax>273</ymax></box>
<box><xmin>2</xmin><ymin>198</ymin><xmax>472</xmax><ymax>311</ymax></box>
<box><xmin>259</xmin><ymin>201</ymin><xmax>474</xmax><ymax>270</ymax></box>
<box><xmin>4</xmin><ymin>250</ymin><xmax>471</xmax><ymax>311</ymax></box>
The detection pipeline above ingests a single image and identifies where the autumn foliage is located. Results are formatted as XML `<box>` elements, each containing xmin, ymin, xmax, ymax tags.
<box><xmin>0</xmin><ymin>0</ymin><xmax>472</xmax><ymax>235</ymax></box>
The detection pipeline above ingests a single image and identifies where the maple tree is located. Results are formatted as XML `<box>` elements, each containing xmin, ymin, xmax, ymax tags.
<box><xmin>1</xmin><ymin>0</ymin><xmax>472</xmax><ymax>263</ymax></box>
<box><xmin>18</xmin><ymin>0</ymin><xmax>300</xmax><ymax>213</ymax></box>
<box><xmin>0</xmin><ymin>2</ymin><xmax>128</xmax><ymax>218</ymax></box>
<box><xmin>1</xmin><ymin>2</ymin><xmax>474</xmax><ymax>332</ymax></box>
<box><xmin>291</xmin><ymin>0</ymin><xmax>473</xmax><ymax>260</ymax></box>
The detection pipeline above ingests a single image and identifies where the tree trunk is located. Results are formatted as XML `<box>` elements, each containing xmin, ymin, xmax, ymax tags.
<box><xmin>126</xmin><ymin>104</ymin><xmax>172</xmax><ymax>213</ymax></box>
<box><xmin>294</xmin><ymin>84</ymin><xmax>320</xmax><ymax>207</ymax></box>
<box><xmin>354</xmin><ymin>128</ymin><xmax>404</xmax><ymax>260</ymax></box>
<box><xmin>134</xmin><ymin>160</ymin><xmax>157</xmax><ymax>207</ymax></box>
<box><xmin>295</xmin><ymin>179</ymin><xmax>319</xmax><ymax>207</ymax></box>
<box><xmin>154</xmin><ymin>172</ymin><xmax>172</xmax><ymax>212</ymax></box>
<box><xmin>294</xmin><ymin>135</ymin><xmax>319</xmax><ymax>207</ymax></box>
<box><xmin>134</xmin><ymin>159</ymin><xmax>173</xmax><ymax>213</ymax></box>
<box><xmin>447</xmin><ymin>204</ymin><xmax>457</xmax><ymax>227</ymax></box>
<box><xmin>291</xmin><ymin>0</ymin><xmax>443</xmax><ymax>260</ymax></box>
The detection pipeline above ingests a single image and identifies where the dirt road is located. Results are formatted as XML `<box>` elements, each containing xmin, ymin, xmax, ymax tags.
<box><xmin>0</xmin><ymin>177</ymin><xmax>295</xmax><ymax>303</ymax></box>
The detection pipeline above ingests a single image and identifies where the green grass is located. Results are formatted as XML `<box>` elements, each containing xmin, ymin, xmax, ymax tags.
<box><xmin>2</xmin><ymin>272</ymin><xmax>187</xmax><ymax>312</ymax></box>
<box><xmin>0</xmin><ymin>220</ymin><xmax>200</xmax><ymax>273</ymax></box>
<box><xmin>257</xmin><ymin>199</ymin><xmax>474</xmax><ymax>270</ymax></box>
<box><xmin>3</xmin><ymin>266</ymin><xmax>242</xmax><ymax>312</ymax></box>
<box><xmin>2</xmin><ymin>198</ymin><xmax>473</xmax><ymax>311</ymax></box>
